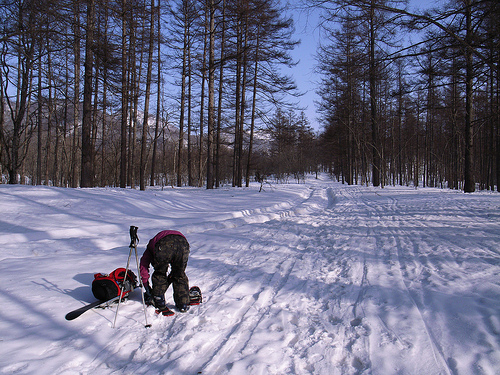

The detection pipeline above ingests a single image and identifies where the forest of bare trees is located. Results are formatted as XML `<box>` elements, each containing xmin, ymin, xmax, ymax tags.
<box><xmin>1</xmin><ymin>0</ymin><xmax>499</xmax><ymax>192</ymax></box>
<box><xmin>315</xmin><ymin>0</ymin><xmax>500</xmax><ymax>192</ymax></box>
<box><xmin>0</xmin><ymin>0</ymin><xmax>305</xmax><ymax>189</ymax></box>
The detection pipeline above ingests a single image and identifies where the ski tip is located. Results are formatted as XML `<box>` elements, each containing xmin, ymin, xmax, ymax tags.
<box><xmin>65</xmin><ymin>312</ymin><xmax>79</xmax><ymax>321</ymax></box>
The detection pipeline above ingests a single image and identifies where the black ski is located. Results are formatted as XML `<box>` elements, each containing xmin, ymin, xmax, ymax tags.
<box><xmin>65</xmin><ymin>296</ymin><xmax>120</xmax><ymax>321</ymax></box>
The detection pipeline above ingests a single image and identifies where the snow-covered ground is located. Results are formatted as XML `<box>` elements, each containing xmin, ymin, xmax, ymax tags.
<box><xmin>0</xmin><ymin>175</ymin><xmax>499</xmax><ymax>375</ymax></box>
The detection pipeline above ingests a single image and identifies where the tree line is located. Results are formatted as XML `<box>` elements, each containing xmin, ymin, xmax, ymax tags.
<box><xmin>314</xmin><ymin>0</ymin><xmax>500</xmax><ymax>192</ymax></box>
<box><xmin>1</xmin><ymin>0</ymin><xmax>499</xmax><ymax>192</ymax></box>
<box><xmin>1</xmin><ymin>0</ymin><xmax>308</xmax><ymax>189</ymax></box>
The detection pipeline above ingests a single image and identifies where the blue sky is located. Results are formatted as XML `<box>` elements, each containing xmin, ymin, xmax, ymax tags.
<box><xmin>288</xmin><ymin>5</ymin><xmax>323</xmax><ymax>131</ymax></box>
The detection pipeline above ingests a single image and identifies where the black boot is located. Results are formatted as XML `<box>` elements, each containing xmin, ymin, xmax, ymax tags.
<box><xmin>153</xmin><ymin>295</ymin><xmax>167</xmax><ymax>310</ymax></box>
<box><xmin>176</xmin><ymin>303</ymin><xmax>190</xmax><ymax>313</ymax></box>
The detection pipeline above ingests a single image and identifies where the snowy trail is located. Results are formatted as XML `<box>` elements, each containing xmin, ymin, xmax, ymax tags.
<box><xmin>0</xmin><ymin>177</ymin><xmax>499</xmax><ymax>374</ymax></box>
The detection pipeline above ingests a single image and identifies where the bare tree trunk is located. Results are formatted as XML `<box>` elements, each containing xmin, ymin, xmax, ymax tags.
<box><xmin>150</xmin><ymin>1</ymin><xmax>161</xmax><ymax>187</ymax></box>
<box><xmin>140</xmin><ymin>0</ymin><xmax>156</xmax><ymax>191</ymax></box>
<box><xmin>497</xmin><ymin>54</ymin><xmax>500</xmax><ymax>193</ymax></box>
<box><xmin>37</xmin><ymin>50</ymin><xmax>43</xmax><ymax>185</ymax></box>
<box><xmin>177</xmin><ymin>1</ymin><xmax>189</xmax><ymax>188</ymax></box>
<box><xmin>120</xmin><ymin>0</ymin><xmax>128</xmax><ymax>188</ymax></box>
<box><xmin>0</xmin><ymin>58</ymin><xmax>4</xmax><ymax>180</ymax></box>
<box><xmin>187</xmin><ymin>37</ymin><xmax>193</xmax><ymax>186</ymax></box>
<box><xmin>198</xmin><ymin>5</ymin><xmax>208</xmax><ymax>187</ymax></box>
<box><xmin>246</xmin><ymin>27</ymin><xmax>260</xmax><ymax>188</ymax></box>
<box><xmin>81</xmin><ymin>0</ymin><xmax>95</xmax><ymax>187</ymax></box>
<box><xmin>237</xmin><ymin>15</ymin><xmax>248</xmax><ymax>188</ymax></box>
<box><xmin>216</xmin><ymin>0</ymin><xmax>226</xmax><ymax>188</ymax></box>
<box><xmin>9</xmin><ymin>38</ymin><xmax>34</xmax><ymax>183</ymax></box>
<box><xmin>233</xmin><ymin>14</ymin><xmax>242</xmax><ymax>187</ymax></box>
<box><xmin>369</xmin><ymin>0</ymin><xmax>380</xmax><ymax>187</ymax></box>
<box><xmin>206</xmin><ymin>0</ymin><xmax>215</xmax><ymax>189</ymax></box>
<box><xmin>425</xmin><ymin>54</ymin><xmax>435</xmax><ymax>187</ymax></box>
<box><xmin>128</xmin><ymin>16</ymin><xmax>143</xmax><ymax>189</ymax></box>
<box><xmin>70</xmin><ymin>0</ymin><xmax>81</xmax><ymax>188</ymax></box>
<box><xmin>450</xmin><ymin>57</ymin><xmax>459</xmax><ymax>189</ymax></box>
<box><xmin>46</xmin><ymin>42</ymin><xmax>53</xmax><ymax>185</ymax></box>
<box><xmin>464</xmin><ymin>0</ymin><xmax>475</xmax><ymax>192</ymax></box>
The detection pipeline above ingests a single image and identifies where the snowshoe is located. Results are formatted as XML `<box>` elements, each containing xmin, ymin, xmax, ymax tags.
<box><xmin>155</xmin><ymin>306</ymin><xmax>175</xmax><ymax>317</ymax></box>
<box><xmin>189</xmin><ymin>286</ymin><xmax>202</xmax><ymax>305</ymax></box>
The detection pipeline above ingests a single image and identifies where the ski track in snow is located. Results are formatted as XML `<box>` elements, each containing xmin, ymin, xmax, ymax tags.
<box><xmin>0</xmin><ymin>177</ymin><xmax>499</xmax><ymax>374</ymax></box>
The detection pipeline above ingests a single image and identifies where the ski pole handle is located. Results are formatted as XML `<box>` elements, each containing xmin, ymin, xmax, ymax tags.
<box><xmin>129</xmin><ymin>226</ymin><xmax>139</xmax><ymax>247</ymax></box>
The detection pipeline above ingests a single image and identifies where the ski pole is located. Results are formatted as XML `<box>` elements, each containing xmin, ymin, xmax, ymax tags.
<box><xmin>130</xmin><ymin>226</ymin><xmax>151</xmax><ymax>328</ymax></box>
<box><xmin>133</xmin><ymin>232</ymin><xmax>152</xmax><ymax>328</ymax></box>
<box><xmin>112</xmin><ymin>226</ymin><xmax>151</xmax><ymax>328</ymax></box>
<box><xmin>112</xmin><ymin>235</ymin><xmax>133</xmax><ymax>328</ymax></box>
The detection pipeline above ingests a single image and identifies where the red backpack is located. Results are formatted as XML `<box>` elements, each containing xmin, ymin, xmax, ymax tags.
<box><xmin>92</xmin><ymin>268</ymin><xmax>137</xmax><ymax>301</ymax></box>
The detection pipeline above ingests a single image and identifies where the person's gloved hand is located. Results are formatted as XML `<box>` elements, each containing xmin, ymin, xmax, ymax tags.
<box><xmin>143</xmin><ymin>282</ymin><xmax>153</xmax><ymax>306</ymax></box>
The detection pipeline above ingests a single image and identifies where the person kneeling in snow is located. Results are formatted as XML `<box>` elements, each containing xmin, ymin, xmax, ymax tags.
<box><xmin>140</xmin><ymin>230</ymin><xmax>190</xmax><ymax>313</ymax></box>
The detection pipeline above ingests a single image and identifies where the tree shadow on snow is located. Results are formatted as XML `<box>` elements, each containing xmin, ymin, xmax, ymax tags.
<box><xmin>32</xmin><ymin>274</ymin><xmax>96</xmax><ymax>303</ymax></box>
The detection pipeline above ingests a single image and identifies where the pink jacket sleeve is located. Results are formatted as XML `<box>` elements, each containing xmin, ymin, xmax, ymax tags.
<box><xmin>139</xmin><ymin>247</ymin><xmax>153</xmax><ymax>285</ymax></box>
